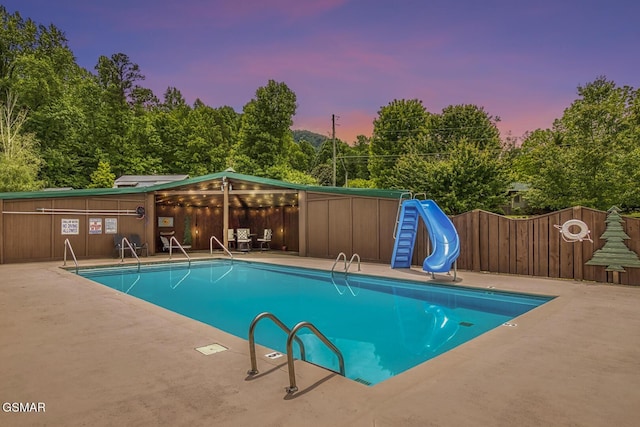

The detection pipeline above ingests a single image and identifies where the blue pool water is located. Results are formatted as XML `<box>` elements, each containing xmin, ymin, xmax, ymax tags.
<box><xmin>78</xmin><ymin>260</ymin><xmax>552</xmax><ymax>385</ymax></box>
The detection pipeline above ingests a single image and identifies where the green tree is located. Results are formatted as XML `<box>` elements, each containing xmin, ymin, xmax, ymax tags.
<box><xmin>313</xmin><ymin>138</ymin><xmax>351</xmax><ymax>186</ymax></box>
<box><xmin>292</xmin><ymin>129</ymin><xmax>326</xmax><ymax>149</ymax></box>
<box><xmin>235</xmin><ymin>80</ymin><xmax>297</xmax><ymax>174</ymax></box>
<box><xmin>428</xmin><ymin>104</ymin><xmax>501</xmax><ymax>152</ymax></box>
<box><xmin>265</xmin><ymin>164</ymin><xmax>317</xmax><ymax>185</ymax></box>
<box><xmin>347</xmin><ymin>178</ymin><xmax>375</xmax><ymax>188</ymax></box>
<box><xmin>351</xmin><ymin>135</ymin><xmax>371</xmax><ymax>180</ymax></box>
<box><xmin>290</xmin><ymin>139</ymin><xmax>316</xmax><ymax>173</ymax></box>
<box><xmin>369</xmin><ymin>99</ymin><xmax>430</xmax><ymax>188</ymax></box>
<box><xmin>511</xmin><ymin>129</ymin><xmax>572</xmax><ymax>210</ymax></box>
<box><xmin>183</xmin><ymin>216</ymin><xmax>192</xmax><ymax>246</ymax></box>
<box><xmin>310</xmin><ymin>163</ymin><xmax>333</xmax><ymax>186</ymax></box>
<box><xmin>515</xmin><ymin>77</ymin><xmax>639</xmax><ymax>211</ymax></box>
<box><xmin>95</xmin><ymin>53</ymin><xmax>145</xmax><ymax>106</ymax></box>
<box><xmin>0</xmin><ymin>92</ymin><xmax>42</xmax><ymax>191</ymax></box>
<box><xmin>92</xmin><ymin>53</ymin><xmax>154</xmax><ymax>178</ymax></box>
<box><xmin>88</xmin><ymin>160</ymin><xmax>116</xmax><ymax>188</ymax></box>
<box><xmin>1</xmin><ymin>7</ymin><xmax>87</xmax><ymax>187</ymax></box>
<box><xmin>0</xmin><ymin>7</ymin><xmax>75</xmax><ymax>93</ymax></box>
<box><xmin>388</xmin><ymin>140</ymin><xmax>509</xmax><ymax>214</ymax></box>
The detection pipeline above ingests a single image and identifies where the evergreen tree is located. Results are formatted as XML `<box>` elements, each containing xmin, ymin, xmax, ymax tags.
<box><xmin>88</xmin><ymin>160</ymin><xmax>116</xmax><ymax>188</ymax></box>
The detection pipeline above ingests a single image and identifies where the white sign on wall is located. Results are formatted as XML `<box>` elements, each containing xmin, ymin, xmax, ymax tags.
<box><xmin>105</xmin><ymin>218</ymin><xmax>118</xmax><ymax>234</ymax></box>
<box><xmin>61</xmin><ymin>218</ymin><xmax>80</xmax><ymax>235</ymax></box>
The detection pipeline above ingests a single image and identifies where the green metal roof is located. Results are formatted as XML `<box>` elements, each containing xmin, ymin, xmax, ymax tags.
<box><xmin>0</xmin><ymin>186</ymin><xmax>148</xmax><ymax>200</ymax></box>
<box><xmin>0</xmin><ymin>171</ymin><xmax>406</xmax><ymax>201</ymax></box>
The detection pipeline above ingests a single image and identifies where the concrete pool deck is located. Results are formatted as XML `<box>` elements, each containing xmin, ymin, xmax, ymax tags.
<box><xmin>1</xmin><ymin>252</ymin><xmax>639</xmax><ymax>426</ymax></box>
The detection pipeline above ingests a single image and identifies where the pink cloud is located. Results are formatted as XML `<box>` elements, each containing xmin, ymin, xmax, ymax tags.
<box><xmin>216</xmin><ymin>0</ymin><xmax>348</xmax><ymax>21</ymax></box>
<box><xmin>105</xmin><ymin>0</ymin><xmax>349</xmax><ymax>31</ymax></box>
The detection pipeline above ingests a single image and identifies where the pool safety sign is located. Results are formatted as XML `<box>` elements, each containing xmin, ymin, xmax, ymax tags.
<box><xmin>61</xmin><ymin>218</ymin><xmax>79</xmax><ymax>235</ymax></box>
<box><xmin>89</xmin><ymin>218</ymin><xmax>102</xmax><ymax>234</ymax></box>
<box><xmin>105</xmin><ymin>218</ymin><xmax>117</xmax><ymax>234</ymax></box>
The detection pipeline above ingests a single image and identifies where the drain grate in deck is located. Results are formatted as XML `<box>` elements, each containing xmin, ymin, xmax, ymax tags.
<box><xmin>354</xmin><ymin>377</ymin><xmax>372</xmax><ymax>386</ymax></box>
<box><xmin>195</xmin><ymin>343</ymin><xmax>228</xmax><ymax>355</ymax></box>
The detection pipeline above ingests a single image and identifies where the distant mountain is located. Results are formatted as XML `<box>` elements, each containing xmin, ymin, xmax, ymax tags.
<box><xmin>292</xmin><ymin>130</ymin><xmax>327</xmax><ymax>149</ymax></box>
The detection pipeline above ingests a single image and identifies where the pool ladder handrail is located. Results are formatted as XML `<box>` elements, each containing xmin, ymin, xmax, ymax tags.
<box><xmin>331</xmin><ymin>252</ymin><xmax>361</xmax><ymax>274</ymax></box>
<box><xmin>331</xmin><ymin>252</ymin><xmax>347</xmax><ymax>273</ymax></box>
<box><xmin>331</xmin><ymin>253</ymin><xmax>361</xmax><ymax>295</ymax></box>
<box><xmin>170</xmin><ymin>269</ymin><xmax>191</xmax><ymax>290</ymax></box>
<box><xmin>247</xmin><ymin>312</ymin><xmax>307</xmax><ymax>375</ymax></box>
<box><xmin>246</xmin><ymin>313</ymin><xmax>345</xmax><ymax>394</ymax></box>
<box><xmin>209</xmin><ymin>235</ymin><xmax>234</xmax><ymax>260</ymax></box>
<box><xmin>63</xmin><ymin>238</ymin><xmax>78</xmax><ymax>273</ymax></box>
<box><xmin>120</xmin><ymin>236</ymin><xmax>141</xmax><ymax>272</ymax></box>
<box><xmin>125</xmin><ymin>274</ymin><xmax>141</xmax><ymax>294</ymax></box>
<box><xmin>285</xmin><ymin>321</ymin><xmax>345</xmax><ymax>394</ymax></box>
<box><xmin>169</xmin><ymin>236</ymin><xmax>191</xmax><ymax>267</ymax></box>
<box><xmin>347</xmin><ymin>253</ymin><xmax>360</xmax><ymax>273</ymax></box>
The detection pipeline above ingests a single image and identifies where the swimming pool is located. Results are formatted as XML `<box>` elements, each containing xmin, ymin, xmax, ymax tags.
<box><xmin>77</xmin><ymin>260</ymin><xmax>552</xmax><ymax>386</ymax></box>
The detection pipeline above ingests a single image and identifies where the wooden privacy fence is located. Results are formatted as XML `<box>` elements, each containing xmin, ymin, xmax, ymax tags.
<box><xmin>414</xmin><ymin>206</ymin><xmax>640</xmax><ymax>286</ymax></box>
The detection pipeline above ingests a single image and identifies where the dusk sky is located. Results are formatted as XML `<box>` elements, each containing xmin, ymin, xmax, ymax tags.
<box><xmin>5</xmin><ymin>0</ymin><xmax>639</xmax><ymax>143</ymax></box>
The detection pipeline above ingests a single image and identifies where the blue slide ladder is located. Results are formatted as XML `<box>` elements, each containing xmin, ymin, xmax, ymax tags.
<box><xmin>391</xmin><ymin>196</ymin><xmax>460</xmax><ymax>280</ymax></box>
<box><xmin>391</xmin><ymin>199</ymin><xmax>421</xmax><ymax>268</ymax></box>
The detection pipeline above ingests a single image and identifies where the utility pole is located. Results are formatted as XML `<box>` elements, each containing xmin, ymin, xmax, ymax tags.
<box><xmin>332</xmin><ymin>114</ymin><xmax>336</xmax><ymax>186</ymax></box>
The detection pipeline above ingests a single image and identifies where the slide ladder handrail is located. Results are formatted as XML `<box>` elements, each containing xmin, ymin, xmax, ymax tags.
<box><xmin>63</xmin><ymin>238</ymin><xmax>78</xmax><ymax>273</ymax></box>
<box><xmin>393</xmin><ymin>192</ymin><xmax>413</xmax><ymax>239</ymax></box>
<box><xmin>120</xmin><ymin>237</ymin><xmax>141</xmax><ymax>272</ymax></box>
<box><xmin>169</xmin><ymin>236</ymin><xmax>191</xmax><ymax>267</ymax></box>
<box><xmin>209</xmin><ymin>235</ymin><xmax>234</xmax><ymax>260</ymax></box>
<box><xmin>247</xmin><ymin>312</ymin><xmax>306</xmax><ymax>375</ymax></box>
<box><xmin>285</xmin><ymin>321</ymin><xmax>345</xmax><ymax>394</ymax></box>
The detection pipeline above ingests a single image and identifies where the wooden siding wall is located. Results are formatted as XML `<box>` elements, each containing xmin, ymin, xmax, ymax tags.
<box><xmin>441</xmin><ymin>207</ymin><xmax>640</xmax><ymax>286</ymax></box>
<box><xmin>305</xmin><ymin>192</ymin><xmax>397</xmax><ymax>262</ymax></box>
<box><xmin>154</xmin><ymin>205</ymin><xmax>299</xmax><ymax>252</ymax></box>
<box><xmin>1</xmin><ymin>196</ymin><xmax>149</xmax><ymax>263</ymax></box>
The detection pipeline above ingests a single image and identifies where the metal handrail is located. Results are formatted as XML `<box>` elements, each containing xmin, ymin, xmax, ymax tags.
<box><xmin>63</xmin><ymin>238</ymin><xmax>78</xmax><ymax>273</ymax></box>
<box><xmin>210</xmin><ymin>235</ymin><xmax>233</xmax><ymax>259</ymax></box>
<box><xmin>285</xmin><ymin>321</ymin><xmax>345</xmax><ymax>394</ymax></box>
<box><xmin>120</xmin><ymin>237</ymin><xmax>141</xmax><ymax>271</ymax></box>
<box><xmin>124</xmin><ymin>275</ymin><xmax>141</xmax><ymax>294</ymax></box>
<box><xmin>346</xmin><ymin>253</ymin><xmax>361</xmax><ymax>273</ymax></box>
<box><xmin>169</xmin><ymin>236</ymin><xmax>191</xmax><ymax>267</ymax></box>
<box><xmin>170</xmin><ymin>269</ymin><xmax>191</xmax><ymax>290</ymax></box>
<box><xmin>330</xmin><ymin>273</ymin><xmax>346</xmax><ymax>295</ymax></box>
<box><xmin>331</xmin><ymin>252</ymin><xmax>347</xmax><ymax>273</ymax></box>
<box><xmin>331</xmin><ymin>253</ymin><xmax>360</xmax><ymax>295</ymax></box>
<box><xmin>331</xmin><ymin>273</ymin><xmax>358</xmax><ymax>296</ymax></box>
<box><xmin>247</xmin><ymin>312</ymin><xmax>306</xmax><ymax>375</ymax></box>
<box><xmin>393</xmin><ymin>192</ymin><xmax>413</xmax><ymax>239</ymax></box>
<box><xmin>211</xmin><ymin>263</ymin><xmax>234</xmax><ymax>284</ymax></box>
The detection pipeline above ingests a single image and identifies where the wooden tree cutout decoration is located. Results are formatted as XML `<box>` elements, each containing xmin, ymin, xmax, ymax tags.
<box><xmin>586</xmin><ymin>206</ymin><xmax>640</xmax><ymax>272</ymax></box>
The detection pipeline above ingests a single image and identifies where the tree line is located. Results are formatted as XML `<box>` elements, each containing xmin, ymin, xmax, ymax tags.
<box><xmin>2</xmin><ymin>7</ymin><xmax>639</xmax><ymax>215</ymax></box>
